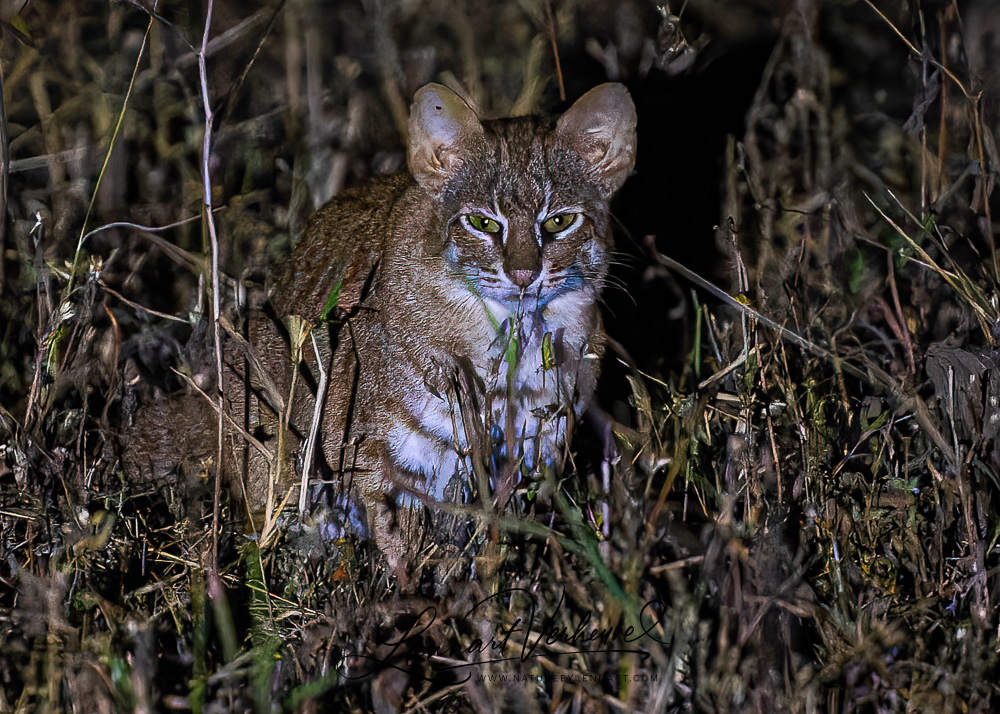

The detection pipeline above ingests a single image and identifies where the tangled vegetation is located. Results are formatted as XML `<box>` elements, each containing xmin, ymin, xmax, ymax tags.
<box><xmin>1</xmin><ymin>0</ymin><xmax>998</xmax><ymax>711</ymax></box>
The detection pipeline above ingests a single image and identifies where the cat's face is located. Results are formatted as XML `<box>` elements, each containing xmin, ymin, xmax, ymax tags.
<box><xmin>439</xmin><ymin>118</ymin><xmax>614</xmax><ymax>311</ymax></box>
<box><xmin>407</xmin><ymin>84</ymin><xmax>637</xmax><ymax>315</ymax></box>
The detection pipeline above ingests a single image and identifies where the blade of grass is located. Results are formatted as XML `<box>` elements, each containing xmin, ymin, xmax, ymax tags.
<box><xmin>866</xmin><ymin>193</ymin><xmax>996</xmax><ymax>343</ymax></box>
<box><xmin>64</xmin><ymin>8</ymin><xmax>154</xmax><ymax>298</ymax></box>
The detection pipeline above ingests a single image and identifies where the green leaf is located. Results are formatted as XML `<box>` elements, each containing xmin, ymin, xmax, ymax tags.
<box><xmin>6</xmin><ymin>16</ymin><xmax>34</xmax><ymax>46</ymax></box>
<box><xmin>318</xmin><ymin>279</ymin><xmax>343</xmax><ymax>322</ymax></box>
<box><xmin>541</xmin><ymin>331</ymin><xmax>555</xmax><ymax>371</ymax></box>
<box><xmin>505</xmin><ymin>328</ymin><xmax>519</xmax><ymax>384</ymax></box>
<box><xmin>845</xmin><ymin>247</ymin><xmax>866</xmax><ymax>295</ymax></box>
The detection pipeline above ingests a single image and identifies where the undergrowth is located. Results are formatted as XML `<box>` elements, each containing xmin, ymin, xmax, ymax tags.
<box><xmin>1</xmin><ymin>1</ymin><xmax>999</xmax><ymax>712</ymax></box>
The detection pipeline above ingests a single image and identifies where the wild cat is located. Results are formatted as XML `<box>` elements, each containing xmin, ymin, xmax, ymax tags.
<box><xmin>240</xmin><ymin>82</ymin><xmax>636</xmax><ymax>572</ymax></box>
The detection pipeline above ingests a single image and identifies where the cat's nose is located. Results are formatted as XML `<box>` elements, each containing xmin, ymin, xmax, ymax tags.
<box><xmin>510</xmin><ymin>269</ymin><xmax>539</xmax><ymax>288</ymax></box>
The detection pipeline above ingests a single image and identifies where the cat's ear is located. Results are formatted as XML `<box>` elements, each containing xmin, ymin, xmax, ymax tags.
<box><xmin>408</xmin><ymin>83</ymin><xmax>483</xmax><ymax>195</ymax></box>
<box><xmin>555</xmin><ymin>83</ymin><xmax>637</xmax><ymax>196</ymax></box>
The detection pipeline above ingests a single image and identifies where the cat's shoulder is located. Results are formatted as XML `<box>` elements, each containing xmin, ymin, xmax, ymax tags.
<box><xmin>308</xmin><ymin>171</ymin><xmax>412</xmax><ymax>233</ymax></box>
<box><xmin>273</xmin><ymin>171</ymin><xmax>412</xmax><ymax>318</ymax></box>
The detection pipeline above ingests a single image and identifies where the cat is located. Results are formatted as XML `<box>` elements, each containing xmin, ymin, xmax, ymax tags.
<box><xmin>232</xmin><ymin>82</ymin><xmax>636</xmax><ymax>573</ymax></box>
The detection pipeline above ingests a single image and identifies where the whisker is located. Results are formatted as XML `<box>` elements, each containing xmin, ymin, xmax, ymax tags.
<box><xmin>599</xmin><ymin>273</ymin><xmax>631</xmax><ymax>293</ymax></box>
<box><xmin>596</xmin><ymin>278</ymin><xmax>636</xmax><ymax>305</ymax></box>
<box><xmin>597</xmin><ymin>294</ymin><xmax>623</xmax><ymax>321</ymax></box>
<box><xmin>604</xmin><ymin>257</ymin><xmax>637</xmax><ymax>271</ymax></box>
<box><xmin>606</xmin><ymin>249</ymin><xmax>640</xmax><ymax>264</ymax></box>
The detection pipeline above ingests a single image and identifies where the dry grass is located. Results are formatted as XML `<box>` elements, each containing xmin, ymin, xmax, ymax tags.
<box><xmin>1</xmin><ymin>1</ymin><xmax>999</xmax><ymax>712</ymax></box>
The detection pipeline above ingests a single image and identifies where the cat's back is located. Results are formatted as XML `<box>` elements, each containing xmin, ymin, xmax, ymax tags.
<box><xmin>273</xmin><ymin>171</ymin><xmax>411</xmax><ymax>319</ymax></box>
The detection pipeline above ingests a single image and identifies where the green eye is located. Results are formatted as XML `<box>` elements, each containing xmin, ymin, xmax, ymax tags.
<box><xmin>466</xmin><ymin>214</ymin><xmax>502</xmax><ymax>234</ymax></box>
<box><xmin>541</xmin><ymin>213</ymin><xmax>578</xmax><ymax>234</ymax></box>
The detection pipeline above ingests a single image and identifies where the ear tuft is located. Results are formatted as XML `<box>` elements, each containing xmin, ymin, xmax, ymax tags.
<box><xmin>555</xmin><ymin>83</ymin><xmax>637</xmax><ymax>196</ymax></box>
<box><xmin>407</xmin><ymin>83</ymin><xmax>483</xmax><ymax>195</ymax></box>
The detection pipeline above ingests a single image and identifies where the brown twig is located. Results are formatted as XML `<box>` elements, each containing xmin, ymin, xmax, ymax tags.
<box><xmin>98</xmin><ymin>281</ymin><xmax>189</xmax><ymax>323</ymax></box>
<box><xmin>545</xmin><ymin>2</ymin><xmax>565</xmax><ymax>102</ymax></box>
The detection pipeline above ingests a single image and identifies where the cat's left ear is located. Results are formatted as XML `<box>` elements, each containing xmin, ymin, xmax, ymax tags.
<box><xmin>555</xmin><ymin>83</ymin><xmax>637</xmax><ymax>197</ymax></box>
<box><xmin>408</xmin><ymin>83</ymin><xmax>484</xmax><ymax>196</ymax></box>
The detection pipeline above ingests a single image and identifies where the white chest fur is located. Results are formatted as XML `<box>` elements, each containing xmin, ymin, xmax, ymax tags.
<box><xmin>387</xmin><ymin>285</ymin><xmax>596</xmax><ymax>500</ymax></box>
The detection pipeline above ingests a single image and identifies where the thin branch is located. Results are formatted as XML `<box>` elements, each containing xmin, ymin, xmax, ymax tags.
<box><xmin>220</xmin><ymin>0</ymin><xmax>288</xmax><ymax>125</ymax></box>
<box><xmin>172</xmin><ymin>367</ymin><xmax>273</xmax><ymax>462</ymax></box>
<box><xmin>300</xmin><ymin>331</ymin><xmax>330</xmax><ymax>518</ymax></box>
<box><xmin>647</xmin><ymin>238</ymin><xmax>855</xmax><ymax>376</ymax></box>
<box><xmin>99</xmin><ymin>281</ymin><xmax>189</xmax><ymax>323</ymax></box>
<box><xmin>198</xmin><ymin>0</ymin><xmax>224</xmax><ymax>572</ymax></box>
<box><xmin>862</xmin><ymin>0</ymin><xmax>971</xmax><ymax>99</ymax></box>
<box><xmin>125</xmin><ymin>0</ymin><xmax>196</xmax><ymax>52</ymax></box>
<box><xmin>81</xmin><ymin>215</ymin><xmax>206</xmax><ymax>241</ymax></box>
<box><xmin>545</xmin><ymin>2</ymin><xmax>565</xmax><ymax>102</ymax></box>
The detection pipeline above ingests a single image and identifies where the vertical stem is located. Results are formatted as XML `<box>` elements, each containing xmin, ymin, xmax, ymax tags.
<box><xmin>198</xmin><ymin>0</ymin><xmax>222</xmax><ymax>571</ymax></box>
<box><xmin>545</xmin><ymin>2</ymin><xmax>565</xmax><ymax>101</ymax></box>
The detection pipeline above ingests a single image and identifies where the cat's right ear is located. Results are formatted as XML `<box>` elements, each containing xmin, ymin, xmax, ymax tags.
<box><xmin>408</xmin><ymin>83</ymin><xmax>483</xmax><ymax>195</ymax></box>
<box><xmin>555</xmin><ymin>83</ymin><xmax>637</xmax><ymax>197</ymax></box>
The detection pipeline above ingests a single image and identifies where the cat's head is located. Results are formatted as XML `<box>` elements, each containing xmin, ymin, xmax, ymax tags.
<box><xmin>407</xmin><ymin>83</ymin><xmax>637</xmax><ymax>312</ymax></box>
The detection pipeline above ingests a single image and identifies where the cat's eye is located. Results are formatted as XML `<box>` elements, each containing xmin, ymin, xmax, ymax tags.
<box><xmin>465</xmin><ymin>214</ymin><xmax>502</xmax><ymax>235</ymax></box>
<box><xmin>541</xmin><ymin>213</ymin><xmax>579</xmax><ymax>235</ymax></box>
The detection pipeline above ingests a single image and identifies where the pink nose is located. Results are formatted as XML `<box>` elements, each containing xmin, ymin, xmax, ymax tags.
<box><xmin>510</xmin><ymin>269</ymin><xmax>538</xmax><ymax>288</ymax></box>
